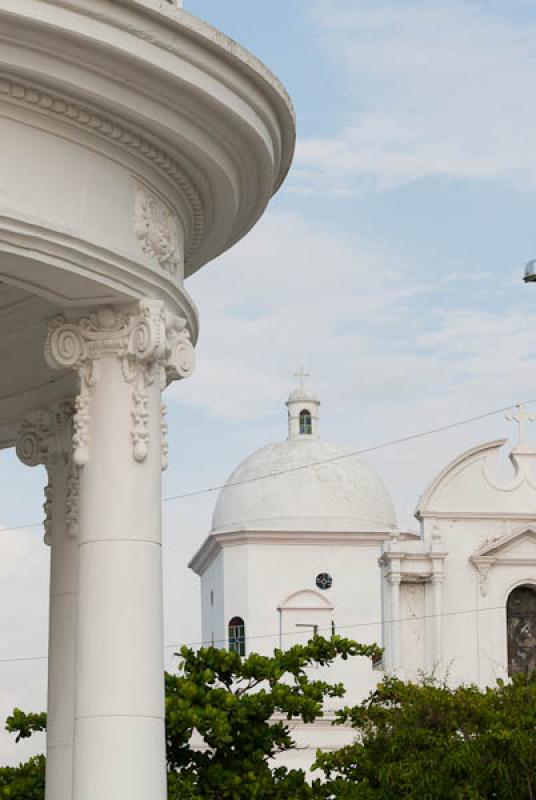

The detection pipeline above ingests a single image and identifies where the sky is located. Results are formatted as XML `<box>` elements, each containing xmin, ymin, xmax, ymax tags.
<box><xmin>2</xmin><ymin>0</ymin><xmax>536</xmax><ymax>764</ymax></box>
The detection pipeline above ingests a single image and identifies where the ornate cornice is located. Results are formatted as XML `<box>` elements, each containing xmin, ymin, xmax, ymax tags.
<box><xmin>45</xmin><ymin>301</ymin><xmax>195</xmax><ymax>466</ymax></box>
<box><xmin>189</xmin><ymin>529</ymin><xmax>392</xmax><ymax>576</ymax></box>
<box><xmin>0</xmin><ymin>74</ymin><xmax>204</xmax><ymax>263</ymax></box>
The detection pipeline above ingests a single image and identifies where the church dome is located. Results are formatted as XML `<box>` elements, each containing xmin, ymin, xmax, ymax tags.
<box><xmin>287</xmin><ymin>385</ymin><xmax>318</xmax><ymax>403</ymax></box>
<box><xmin>211</xmin><ymin>379</ymin><xmax>396</xmax><ymax>534</ymax></box>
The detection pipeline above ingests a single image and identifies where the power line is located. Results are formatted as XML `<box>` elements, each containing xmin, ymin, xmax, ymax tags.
<box><xmin>3</xmin><ymin>395</ymin><xmax>535</xmax><ymax>535</ymax></box>
<box><xmin>0</xmin><ymin>603</ymin><xmax>516</xmax><ymax>665</ymax></box>
<box><xmin>161</xmin><ymin>395</ymin><xmax>536</xmax><ymax>501</ymax></box>
<box><xmin>0</xmin><ymin>523</ymin><xmax>43</xmax><ymax>533</ymax></box>
<box><xmin>164</xmin><ymin>602</ymin><xmax>513</xmax><ymax>651</ymax></box>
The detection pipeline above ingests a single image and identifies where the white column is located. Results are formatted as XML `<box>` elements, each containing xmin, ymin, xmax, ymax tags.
<box><xmin>45</xmin><ymin>302</ymin><xmax>194</xmax><ymax>800</ymax></box>
<box><xmin>431</xmin><ymin>573</ymin><xmax>443</xmax><ymax>672</ymax></box>
<box><xmin>389</xmin><ymin>573</ymin><xmax>401</xmax><ymax>671</ymax></box>
<box><xmin>17</xmin><ymin>404</ymin><xmax>79</xmax><ymax>800</ymax></box>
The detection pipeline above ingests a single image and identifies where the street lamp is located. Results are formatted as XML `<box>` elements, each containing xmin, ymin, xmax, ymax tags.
<box><xmin>524</xmin><ymin>259</ymin><xmax>536</xmax><ymax>282</ymax></box>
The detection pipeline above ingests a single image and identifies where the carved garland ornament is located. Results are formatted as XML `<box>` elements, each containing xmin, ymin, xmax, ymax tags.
<box><xmin>0</xmin><ymin>75</ymin><xmax>203</xmax><ymax>262</ymax></box>
<box><xmin>45</xmin><ymin>301</ymin><xmax>195</xmax><ymax>466</ymax></box>
<box><xmin>16</xmin><ymin>403</ymin><xmax>79</xmax><ymax>544</ymax></box>
<box><xmin>134</xmin><ymin>186</ymin><xmax>182</xmax><ymax>277</ymax></box>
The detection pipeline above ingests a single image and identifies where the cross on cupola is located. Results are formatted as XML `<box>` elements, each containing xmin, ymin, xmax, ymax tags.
<box><xmin>286</xmin><ymin>368</ymin><xmax>320</xmax><ymax>441</ymax></box>
<box><xmin>294</xmin><ymin>366</ymin><xmax>310</xmax><ymax>390</ymax></box>
<box><xmin>505</xmin><ymin>404</ymin><xmax>536</xmax><ymax>448</ymax></box>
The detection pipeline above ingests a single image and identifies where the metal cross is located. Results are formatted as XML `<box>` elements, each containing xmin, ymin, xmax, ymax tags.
<box><xmin>505</xmin><ymin>404</ymin><xmax>536</xmax><ymax>445</ymax></box>
<box><xmin>294</xmin><ymin>366</ymin><xmax>310</xmax><ymax>389</ymax></box>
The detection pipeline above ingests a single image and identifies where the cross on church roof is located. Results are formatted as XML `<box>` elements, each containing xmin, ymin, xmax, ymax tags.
<box><xmin>294</xmin><ymin>366</ymin><xmax>310</xmax><ymax>390</ymax></box>
<box><xmin>505</xmin><ymin>404</ymin><xmax>536</xmax><ymax>446</ymax></box>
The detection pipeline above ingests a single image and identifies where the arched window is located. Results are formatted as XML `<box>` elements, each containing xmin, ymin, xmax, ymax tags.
<box><xmin>228</xmin><ymin>616</ymin><xmax>246</xmax><ymax>656</ymax></box>
<box><xmin>507</xmin><ymin>585</ymin><xmax>536</xmax><ymax>676</ymax></box>
<box><xmin>299</xmin><ymin>409</ymin><xmax>312</xmax><ymax>435</ymax></box>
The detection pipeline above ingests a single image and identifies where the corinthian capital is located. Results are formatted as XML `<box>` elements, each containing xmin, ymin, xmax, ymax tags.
<box><xmin>45</xmin><ymin>301</ymin><xmax>195</xmax><ymax>384</ymax></box>
<box><xmin>16</xmin><ymin>410</ymin><xmax>56</xmax><ymax>468</ymax></box>
<box><xmin>44</xmin><ymin>301</ymin><xmax>195</xmax><ymax>466</ymax></box>
<box><xmin>16</xmin><ymin>402</ymin><xmax>77</xmax><ymax>544</ymax></box>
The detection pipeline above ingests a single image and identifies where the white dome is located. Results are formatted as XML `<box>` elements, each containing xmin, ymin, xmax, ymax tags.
<box><xmin>211</xmin><ymin>437</ymin><xmax>396</xmax><ymax>534</ymax></box>
<box><xmin>287</xmin><ymin>385</ymin><xmax>318</xmax><ymax>403</ymax></box>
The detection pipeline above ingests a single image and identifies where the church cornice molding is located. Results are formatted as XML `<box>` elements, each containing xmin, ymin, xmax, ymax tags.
<box><xmin>380</xmin><ymin>549</ymin><xmax>447</xmax><ymax>584</ymax></box>
<box><xmin>419</xmin><ymin>511</ymin><xmax>536</xmax><ymax>521</ymax></box>
<box><xmin>189</xmin><ymin>529</ymin><xmax>394</xmax><ymax>576</ymax></box>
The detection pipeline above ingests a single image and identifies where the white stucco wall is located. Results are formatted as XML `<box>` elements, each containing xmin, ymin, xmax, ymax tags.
<box><xmin>200</xmin><ymin>554</ymin><xmax>225</xmax><ymax>648</ymax></box>
<box><xmin>192</xmin><ymin>432</ymin><xmax>536</xmax><ymax>775</ymax></box>
<box><xmin>208</xmin><ymin>535</ymin><xmax>387</xmax><ymax>707</ymax></box>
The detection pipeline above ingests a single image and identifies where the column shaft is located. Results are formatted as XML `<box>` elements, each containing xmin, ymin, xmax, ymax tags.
<box><xmin>72</xmin><ymin>356</ymin><xmax>166</xmax><ymax>800</ymax></box>
<box><xmin>44</xmin><ymin>301</ymin><xmax>195</xmax><ymax>800</ymax></box>
<box><xmin>46</xmin><ymin>451</ymin><xmax>79</xmax><ymax>800</ymax></box>
<box><xmin>390</xmin><ymin>576</ymin><xmax>401</xmax><ymax>670</ymax></box>
<box><xmin>16</xmin><ymin>407</ymin><xmax>79</xmax><ymax>800</ymax></box>
<box><xmin>431</xmin><ymin>576</ymin><xmax>443</xmax><ymax>671</ymax></box>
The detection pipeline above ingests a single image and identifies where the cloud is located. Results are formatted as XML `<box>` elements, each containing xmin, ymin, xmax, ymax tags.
<box><xmin>0</xmin><ymin>526</ymin><xmax>48</xmax><ymax>765</ymax></box>
<box><xmin>296</xmin><ymin>0</ymin><xmax>536</xmax><ymax>191</ymax></box>
<box><xmin>172</xmin><ymin>208</ymin><xmax>431</xmax><ymax>420</ymax></box>
<box><xmin>171</xmin><ymin>206</ymin><xmax>536</xmax><ymax>528</ymax></box>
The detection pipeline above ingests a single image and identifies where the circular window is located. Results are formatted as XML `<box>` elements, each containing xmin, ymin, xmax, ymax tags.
<box><xmin>316</xmin><ymin>573</ymin><xmax>333</xmax><ymax>590</ymax></box>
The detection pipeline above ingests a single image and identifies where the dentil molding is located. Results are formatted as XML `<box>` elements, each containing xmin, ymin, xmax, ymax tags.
<box><xmin>44</xmin><ymin>300</ymin><xmax>195</xmax><ymax>467</ymax></box>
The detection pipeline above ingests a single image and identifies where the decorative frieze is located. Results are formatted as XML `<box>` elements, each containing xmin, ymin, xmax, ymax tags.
<box><xmin>45</xmin><ymin>301</ymin><xmax>195</xmax><ymax>466</ymax></box>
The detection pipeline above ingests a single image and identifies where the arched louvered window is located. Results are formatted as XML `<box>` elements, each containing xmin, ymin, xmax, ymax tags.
<box><xmin>507</xmin><ymin>584</ymin><xmax>536</xmax><ymax>676</ymax></box>
<box><xmin>299</xmin><ymin>409</ymin><xmax>312</xmax><ymax>435</ymax></box>
<box><xmin>228</xmin><ymin>616</ymin><xmax>246</xmax><ymax>656</ymax></box>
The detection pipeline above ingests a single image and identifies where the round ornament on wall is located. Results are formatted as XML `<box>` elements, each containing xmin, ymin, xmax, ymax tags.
<box><xmin>316</xmin><ymin>573</ymin><xmax>333</xmax><ymax>590</ymax></box>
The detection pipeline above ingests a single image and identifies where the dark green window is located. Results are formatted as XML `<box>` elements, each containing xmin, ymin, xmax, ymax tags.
<box><xmin>300</xmin><ymin>409</ymin><xmax>312</xmax><ymax>435</ymax></box>
<box><xmin>228</xmin><ymin>617</ymin><xmax>246</xmax><ymax>656</ymax></box>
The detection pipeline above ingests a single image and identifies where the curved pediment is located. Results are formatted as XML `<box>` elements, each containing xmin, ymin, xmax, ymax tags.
<box><xmin>416</xmin><ymin>439</ymin><xmax>536</xmax><ymax>518</ymax></box>
<box><xmin>278</xmin><ymin>589</ymin><xmax>334</xmax><ymax>611</ymax></box>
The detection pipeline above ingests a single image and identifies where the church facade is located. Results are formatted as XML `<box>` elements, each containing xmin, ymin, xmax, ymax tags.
<box><xmin>189</xmin><ymin>382</ymin><xmax>536</xmax><ymax>767</ymax></box>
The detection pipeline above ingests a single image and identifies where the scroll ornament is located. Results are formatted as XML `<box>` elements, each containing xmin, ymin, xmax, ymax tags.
<box><xmin>45</xmin><ymin>301</ymin><xmax>195</xmax><ymax>466</ymax></box>
<box><xmin>16</xmin><ymin>403</ymin><xmax>78</xmax><ymax>543</ymax></box>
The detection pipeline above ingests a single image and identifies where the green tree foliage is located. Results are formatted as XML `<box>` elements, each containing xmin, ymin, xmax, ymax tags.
<box><xmin>5</xmin><ymin>710</ymin><xmax>47</xmax><ymax>743</ymax></box>
<box><xmin>0</xmin><ymin>756</ymin><xmax>45</xmax><ymax>800</ymax></box>
<box><xmin>316</xmin><ymin>672</ymin><xmax>536</xmax><ymax>800</ymax></box>
<box><xmin>3</xmin><ymin>646</ymin><xmax>535</xmax><ymax>800</ymax></box>
<box><xmin>166</xmin><ymin>636</ymin><xmax>380</xmax><ymax>800</ymax></box>
<box><xmin>0</xmin><ymin>710</ymin><xmax>46</xmax><ymax>799</ymax></box>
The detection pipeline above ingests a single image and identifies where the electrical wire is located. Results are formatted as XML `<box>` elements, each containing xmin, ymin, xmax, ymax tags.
<box><xmin>162</xmin><ymin>396</ymin><xmax>536</xmax><ymax>502</ymax></box>
<box><xmin>3</xmin><ymin>395</ymin><xmax>536</xmax><ymax>536</ymax></box>
<box><xmin>0</xmin><ymin>603</ymin><xmax>519</xmax><ymax>665</ymax></box>
<box><xmin>164</xmin><ymin>603</ymin><xmax>515</xmax><ymax>651</ymax></box>
<box><xmin>0</xmin><ymin>396</ymin><xmax>534</xmax><ymax>666</ymax></box>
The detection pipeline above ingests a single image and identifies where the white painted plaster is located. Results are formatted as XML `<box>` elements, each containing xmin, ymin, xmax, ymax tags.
<box><xmin>192</xmin><ymin>393</ymin><xmax>536</xmax><ymax>771</ymax></box>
